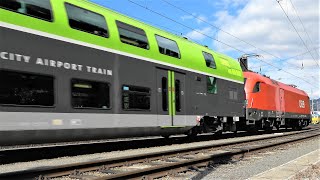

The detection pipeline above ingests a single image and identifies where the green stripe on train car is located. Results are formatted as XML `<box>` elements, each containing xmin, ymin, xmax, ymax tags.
<box><xmin>171</xmin><ymin>71</ymin><xmax>176</xmax><ymax>116</ymax></box>
<box><xmin>168</xmin><ymin>71</ymin><xmax>172</xmax><ymax>116</ymax></box>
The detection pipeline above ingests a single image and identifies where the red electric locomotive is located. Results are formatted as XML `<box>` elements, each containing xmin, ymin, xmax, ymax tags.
<box><xmin>243</xmin><ymin>71</ymin><xmax>311</xmax><ymax>131</ymax></box>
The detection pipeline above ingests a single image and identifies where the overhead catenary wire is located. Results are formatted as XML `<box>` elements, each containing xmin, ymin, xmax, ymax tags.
<box><xmin>276</xmin><ymin>0</ymin><xmax>320</xmax><ymax>67</ymax></box>
<box><xmin>126</xmin><ymin>0</ymin><xmax>318</xmax><ymax>88</ymax></box>
<box><xmin>127</xmin><ymin>0</ymin><xmax>246</xmax><ymax>54</ymax></box>
<box><xmin>289</xmin><ymin>0</ymin><xmax>319</xmax><ymax>57</ymax></box>
<box><xmin>159</xmin><ymin>0</ymin><xmax>313</xmax><ymax>70</ymax></box>
<box><xmin>252</xmin><ymin>56</ymin><xmax>316</xmax><ymax>87</ymax></box>
<box><xmin>250</xmin><ymin>47</ymin><xmax>320</xmax><ymax>69</ymax></box>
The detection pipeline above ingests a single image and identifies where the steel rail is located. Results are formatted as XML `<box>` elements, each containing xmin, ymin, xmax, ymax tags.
<box><xmin>1</xmin><ymin>128</ymin><xmax>319</xmax><ymax>179</ymax></box>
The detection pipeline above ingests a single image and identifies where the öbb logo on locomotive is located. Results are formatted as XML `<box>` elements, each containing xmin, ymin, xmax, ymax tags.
<box><xmin>299</xmin><ymin>100</ymin><xmax>305</xmax><ymax>108</ymax></box>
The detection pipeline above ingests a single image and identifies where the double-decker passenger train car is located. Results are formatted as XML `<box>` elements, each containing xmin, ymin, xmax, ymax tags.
<box><xmin>0</xmin><ymin>0</ymin><xmax>246</xmax><ymax>144</ymax></box>
<box><xmin>244</xmin><ymin>71</ymin><xmax>311</xmax><ymax>130</ymax></box>
<box><xmin>0</xmin><ymin>0</ymin><xmax>311</xmax><ymax>145</ymax></box>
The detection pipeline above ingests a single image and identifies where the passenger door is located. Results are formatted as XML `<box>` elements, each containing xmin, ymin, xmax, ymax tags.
<box><xmin>279</xmin><ymin>88</ymin><xmax>285</xmax><ymax>117</ymax></box>
<box><xmin>156</xmin><ymin>68</ymin><xmax>186</xmax><ymax>126</ymax></box>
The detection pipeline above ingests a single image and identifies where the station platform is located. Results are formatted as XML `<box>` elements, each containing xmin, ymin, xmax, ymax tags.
<box><xmin>249</xmin><ymin>148</ymin><xmax>320</xmax><ymax>179</ymax></box>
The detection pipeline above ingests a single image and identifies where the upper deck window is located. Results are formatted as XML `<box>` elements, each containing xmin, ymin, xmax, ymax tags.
<box><xmin>155</xmin><ymin>35</ymin><xmax>180</xmax><ymax>58</ymax></box>
<box><xmin>0</xmin><ymin>0</ymin><xmax>53</xmax><ymax>21</ymax></box>
<box><xmin>116</xmin><ymin>21</ymin><xmax>149</xmax><ymax>49</ymax></box>
<box><xmin>65</xmin><ymin>3</ymin><xmax>108</xmax><ymax>38</ymax></box>
<box><xmin>202</xmin><ymin>52</ymin><xmax>216</xmax><ymax>69</ymax></box>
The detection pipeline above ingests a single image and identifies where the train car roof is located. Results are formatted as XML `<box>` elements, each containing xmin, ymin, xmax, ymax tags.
<box><xmin>0</xmin><ymin>0</ymin><xmax>244</xmax><ymax>84</ymax></box>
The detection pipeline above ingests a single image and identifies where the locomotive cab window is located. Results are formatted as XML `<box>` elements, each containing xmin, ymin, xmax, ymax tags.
<box><xmin>65</xmin><ymin>3</ymin><xmax>109</xmax><ymax>38</ymax></box>
<box><xmin>116</xmin><ymin>21</ymin><xmax>149</xmax><ymax>49</ymax></box>
<box><xmin>202</xmin><ymin>52</ymin><xmax>216</xmax><ymax>69</ymax></box>
<box><xmin>155</xmin><ymin>35</ymin><xmax>180</xmax><ymax>58</ymax></box>
<box><xmin>71</xmin><ymin>79</ymin><xmax>110</xmax><ymax>109</ymax></box>
<box><xmin>122</xmin><ymin>85</ymin><xmax>150</xmax><ymax>110</ymax></box>
<box><xmin>0</xmin><ymin>0</ymin><xmax>53</xmax><ymax>21</ymax></box>
<box><xmin>207</xmin><ymin>76</ymin><xmax>217</xmax><ymax>94</ymax></box>
<box><xmin>0</xmin><ymin>70</ymin><xmax>54</xmax><ymax>106</ymax></box>
<box><xmin>253</xmin><ymin>82</ymin><xmax>260</xmax><ymax>93</ymax></box>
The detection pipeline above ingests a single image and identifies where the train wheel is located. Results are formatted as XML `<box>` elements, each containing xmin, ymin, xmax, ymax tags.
<box><xmin>162</xmin><ymin>135</ymin><xmax>170</xmax><ymax>139</ymax></box>
<box><xmin>295</xmin><ymin>124</ymin><xmax>302</xmax><ymax>131</ymax></box>
<box><xmin>186</xmin><ymin>128</ymin><xmax>198</xmax><ymax>138</ymax></box>
<box><xmin>293</xmin><ymin>120</ymin><xmax>303</xmax><ymax>131</ymax></box>
<box><xmin>264</xmin><ymin>126</ymin><xmax>273</xmax><ymax>132</ymax></box>
<box><xmin>263</xmin><ymin>120</ymin><xmax>273</xmax><ymax>132</ymax></box>
<box><xmin>247</xmin><ymin>125</ymin><xmax>258</xmax><ymax>134</ymax></box>
<box><xmin>233</xmin><ymin>131</ymin><xmax>238</xmax><ymax>137</ymax></box>
<box><xmin>215</xmin><ymin>130</ymin><xmax>223</xmax><ymax>136</ymax></box>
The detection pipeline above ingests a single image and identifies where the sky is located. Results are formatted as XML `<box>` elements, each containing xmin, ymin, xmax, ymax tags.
<box><xmin>90</xmin><ymin>0</ymin><xmax>320</xmax><ymax>99</ymax></box>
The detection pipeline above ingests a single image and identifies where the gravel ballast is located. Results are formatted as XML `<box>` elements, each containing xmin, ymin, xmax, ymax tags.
<box><xmin>200</xmin><ymin>136</ymin><xmax>320</xmax><ymax>180</ymax></box>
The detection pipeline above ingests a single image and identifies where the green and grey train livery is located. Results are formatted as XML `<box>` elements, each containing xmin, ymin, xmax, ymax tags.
<box><xmin>0</xmin><ymin>0</ymin><xmax>245</xmax><ymax>144</ymax></box>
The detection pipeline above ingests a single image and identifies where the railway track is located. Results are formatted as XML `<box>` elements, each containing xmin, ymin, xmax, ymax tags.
<box><xmin>0</xmin><ymin>127</ymin><xmax>304</xmax><ymax>164</ymax></box>
<box><xmin>1</xmin><ymin>127</ymin><xmax>319</xmax><ymax>180</ymax></box>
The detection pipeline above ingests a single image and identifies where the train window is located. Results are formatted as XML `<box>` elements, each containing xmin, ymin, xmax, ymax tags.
<box><xmin>175</xmin><ymin>80</ymin><xmax>181</xmax><ymax>112</ymax></box>
<box><xmin>229</xmin><ymin>88</ymin><xmax>238</xmax><ymax>100</ymax></box>
<box><xmin>253</xmin><ymin>82</ymin><xmax>260</xmax><ymax>93</ymax></box>
<box><xmin>0</xmin><ymin>70</ymin><xmax>54</xmax><ymax>106</ymax></box>
<box><xmin>116</xmin><ymin>21</ymin><xmax>149</xmax><ymax>49</ymax></box>
<box><xmin>162</xmin><ymin>77</ymin><xmax>168</xmax><ymax>111</ymax></box>
<box><xmin>202</xmin><ymin>52</ymin><xmax>216</xmax><ymax>69</ymax></box>
<box><xmin>122</xmin><ymin>85</ymin><xmax>150</xmax><ymax>110</ymax></box>
<box><xmin>155</xmin><ymin>35</ymin><xmax>180</xmax><ymax>58</ymax></box>
<box><xmin>207</xmin><ymin>76</ymin><xmax>217</xmax><ymax>94</ymax></box>
<box><xmin>71</xmin><ymin>79</ymin><xmax>110</xmax><ymax>109</ymax></box>
<box><xmin>65</xmin><ymin>3</ymin><xmax>109</xmax><ymax>38</ymax></box>
<box><xmin>0</xmin><ymin>0</ymin><xmax>53</xmax><ymax>21</ymax></box>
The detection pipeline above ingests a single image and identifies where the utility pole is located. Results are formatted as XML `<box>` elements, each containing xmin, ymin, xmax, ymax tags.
<box><xmin>311</xmin><ymin>89</ymin><xmax>314</xmax><ymax>113</ymax></box>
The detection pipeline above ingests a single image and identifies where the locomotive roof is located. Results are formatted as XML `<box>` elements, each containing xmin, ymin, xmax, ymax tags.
<box><xmin>244</xmin><ymin>71</ymin><xmax>308</xmax><ymax>97</ymax></box>
<box><xmin>0</xmin><ymin>0</ymin><xmax>244</xmax><ymax>84</ymax></box>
